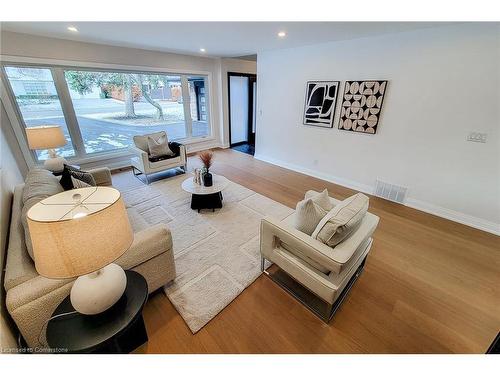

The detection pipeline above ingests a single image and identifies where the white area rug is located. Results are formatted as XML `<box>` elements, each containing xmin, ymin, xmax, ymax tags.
<box><xmin>121</xmin><ymin>174</ymin><xmax>294</xmax><ymax>333</ymax></box>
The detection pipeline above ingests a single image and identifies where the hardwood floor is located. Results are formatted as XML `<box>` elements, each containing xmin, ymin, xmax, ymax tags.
<box><xmin>112</xmin><ymin>149</ymin><xmax>500</xmax><ymax>354</ymax></box>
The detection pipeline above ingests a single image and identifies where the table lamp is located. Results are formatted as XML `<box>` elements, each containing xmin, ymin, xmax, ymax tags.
<box><xmin>27</xmin><ymin>187</ymin><xmax>134</xmax><ymax>315</ymax></box>
<box><xmin>26</xmin><ymin>125</ymin><xmax>67</xmax><ymax>172</ymax></box>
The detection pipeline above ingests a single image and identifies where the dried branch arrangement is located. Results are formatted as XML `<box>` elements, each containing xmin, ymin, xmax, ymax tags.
<box><xmin>198</xmin><ymin>151</ymin><xmax>214</xmax><ymax>170</ymax></box>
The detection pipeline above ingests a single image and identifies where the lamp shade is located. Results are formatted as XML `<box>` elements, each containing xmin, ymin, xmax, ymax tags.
<box><xmin>26</xmin><ymin>125</ymin><xmax>67</xmax><ymax>150</ymax></box>
<box><xmin>27</xmin><ymin>187</ymin><xmax>133</xmax><ymax>278</ymax></box>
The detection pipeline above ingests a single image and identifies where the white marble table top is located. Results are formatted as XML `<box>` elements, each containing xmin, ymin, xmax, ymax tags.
<box><xmin>181</xmin><ymin>173</ymin><xmax>229</xmax><ymax>195</ymax></box>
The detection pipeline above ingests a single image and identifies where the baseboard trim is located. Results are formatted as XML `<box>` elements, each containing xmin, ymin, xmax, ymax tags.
<box><xmin>254</xmin><ymin>154</ymin><xmax>373</xmax><ymax>196</ymax></box>
<box><xmin>405</xmin><ymin>198</ymin><xmax>500</xmax><ymax>235</ymax></box>
<box><xmin>254</xmin><ymin>153</ymin><xmax>500</xmax><ymax>236</ymax></box>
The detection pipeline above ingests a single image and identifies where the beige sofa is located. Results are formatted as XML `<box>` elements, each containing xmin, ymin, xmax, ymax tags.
<box><xmin>4</xmin><ymin>167</ymin><xmax>176</xmax><ymax>348</ymax></box>
<box><xmin>260</xmin><ymin>190</ymin><xmax>379</xmax><ymax>321</ymax></box>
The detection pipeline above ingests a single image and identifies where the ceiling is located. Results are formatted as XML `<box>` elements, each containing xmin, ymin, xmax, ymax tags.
<box><xmin>1</xmin><ymin>22</ymin><xmax>453</xmax><ymax>58</ymax></box>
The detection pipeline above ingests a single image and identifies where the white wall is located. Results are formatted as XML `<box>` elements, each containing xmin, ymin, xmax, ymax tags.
<box><xmin>255</xmin><ymin>23</ymin><xmax>500</xmax><ymax>234</ymax></box>
<box><xmin>1</xmin><ymin>104</ymin><xmax>24</xmax><ymax>350</ymax></box>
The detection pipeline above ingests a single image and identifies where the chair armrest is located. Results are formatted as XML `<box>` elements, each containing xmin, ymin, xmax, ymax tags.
<box><xmin>260</xmin><ymin>217</ymin><xmax>342</xmax><ymax>274</ymax></box>
<box><xmin>88</xmin><ymin>167</ymin><xmax>112</xmax><ymax>186</ymax></box>
<box><xmin>6</xmin><ymin>275</ymin><xmax>73</xmax><ymax>312</ymax></box>
<box><xmin>129</xmin><ymin>146</ymin><xmax>149</xmax><ymax>166</ymax></box>
<box><xmin>170</xmin><ymin>142</ymin><xmax>187</xmax><ymax>163</ymax></box>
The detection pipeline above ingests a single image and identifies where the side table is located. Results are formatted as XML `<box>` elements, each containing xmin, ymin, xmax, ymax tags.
<box><xmin>46</xmin><ymin>270</ymin><xmax>148</xmax><ymax>353</ymax></box>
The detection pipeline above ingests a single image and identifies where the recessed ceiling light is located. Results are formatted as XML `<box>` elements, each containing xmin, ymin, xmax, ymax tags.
<box><xmin>278</xmin><ymin>31</ymin><xmax>286</xmax><ymax>38</ymax></box>
<box><xmin>67</xmin><ymin>26</ymin><xmax>78</xmax><ymax>32</ymax></box>
<box><xmin>200</xmin><ymin>48</ymin><xmax>206</xmax><ymax>53</ymax></box>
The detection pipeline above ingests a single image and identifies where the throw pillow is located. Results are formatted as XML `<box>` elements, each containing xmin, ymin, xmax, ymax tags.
<box><xmin>22</xmin><ymin>169</ymin><xmax>63</xmax><ymax>204</ymax></box>
<box><xmin>59</xmin><ymin>165</ymin><xmax>96</xmax><ymax>190</ymax></box>
<box><xmin>71</xmin><ymin>176</ymin><xmax>92</xmax><ymax>188</ymax></box>
<box><xmin>294</xmin><ymin>198</ymin><xmax>328</xmax><ymax>235</ymax></box>
<box><xmin>305</xmin><ymin>189</ymin><xmax>333</xmax><ymax>211</ymax></box>
<box><xmin>147</xmin><ymin>133</ymin><xmax>174</xmax><ymax>158</ymax></box>
<box><xmin>312</xmin><ymin>193</ymin><xmax>369</xmax><ymax>247</ymax></box>
<box><xmin>133</xmin><ymin>131</ymin><xmax>165</xmax><ymax>152</ymax></box>
<box><xmin>21</xmin><ymin>168</ymin><xmax>64</xmax><ymax>260</ymax></box>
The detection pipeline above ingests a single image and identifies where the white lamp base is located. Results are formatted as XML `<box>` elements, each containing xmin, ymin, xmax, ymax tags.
<box><xmin>70</xmin><ymin>263</ymin><xmax>127</xmax><ymax>315</ymax></box>
<box><xmin>43</xmin><ymin>155</ymin><xmax>67</xmax><ymax>173</ymax></box>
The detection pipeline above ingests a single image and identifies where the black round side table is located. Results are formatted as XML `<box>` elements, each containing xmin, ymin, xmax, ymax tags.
<box><xmin>47</xmin><ymin>270</ymin><xmax>148</xmax><ymax>354</ymax></box>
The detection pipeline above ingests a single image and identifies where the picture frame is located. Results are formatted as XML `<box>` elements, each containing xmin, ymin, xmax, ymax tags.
<box><xmin>303</xmin><ymin>81</ymin><xmax>340</xmax><ymax>128</ymax></box>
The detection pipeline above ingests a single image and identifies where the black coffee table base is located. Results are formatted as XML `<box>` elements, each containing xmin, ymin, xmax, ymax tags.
<box><xmin>191</xmin><ymin>192</ymin><xmax>223</xmax><ymax>212</ymax></box>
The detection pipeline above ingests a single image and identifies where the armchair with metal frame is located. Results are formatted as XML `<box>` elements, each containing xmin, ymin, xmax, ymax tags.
<box><xmin>260</xmin><ymin>190</ymin><xmax>379</xmax><ymax>322</ymax></box>
<box><xmin>130</xmin><ymin>131</ymin><xmax>187</xmax><ymax>184</ymax></box>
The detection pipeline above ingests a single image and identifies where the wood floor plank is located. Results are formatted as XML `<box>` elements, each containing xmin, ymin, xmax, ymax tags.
<box><xmin>117</xmin><ymin>148</ymin><xmax>499</xmax><ymax>353</ymax></box>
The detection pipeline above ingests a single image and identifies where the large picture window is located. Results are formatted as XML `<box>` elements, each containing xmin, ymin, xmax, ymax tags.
<box><xmin>2</xmin><ymin>64</ymin><xmax>211</xmax><ymax>163</ymax></box>
<box><xmin>3</xmin><ymin>66</ymin><xmax>76</xmax><ymax>159</ymax></box>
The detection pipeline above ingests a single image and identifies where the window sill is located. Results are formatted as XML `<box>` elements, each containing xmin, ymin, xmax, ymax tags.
<box><xmin>176</xmin><ymin>135</ymin><xmax>215</xmax><ymax>145</ymax></box>
<box><xmin>33</xmin><ymin>135</ymin><xmax>217</xmax><ymax>168</ymax></box>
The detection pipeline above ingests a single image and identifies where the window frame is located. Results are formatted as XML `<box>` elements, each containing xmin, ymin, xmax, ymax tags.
<box><xmin>0</xmin><ymin>55</ymin><xmax>215</xmax><ymax>166</ymax></box>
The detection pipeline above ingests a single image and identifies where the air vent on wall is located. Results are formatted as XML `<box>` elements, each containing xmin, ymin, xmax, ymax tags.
<box><xmin>374</xmin><ymin>179</ymin><xmax>408</xmax><ymax>204</ymax></box>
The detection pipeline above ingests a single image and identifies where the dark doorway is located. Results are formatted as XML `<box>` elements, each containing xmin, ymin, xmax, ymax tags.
<box><xmin>190</xmin><ymin>79</ymin><xmax>207</xmax><ymax>121</ymax></box>
<box><xmin>228</xmin><ymin>72</ymin><xmax>257</xmax><ymax>156</ymax></box>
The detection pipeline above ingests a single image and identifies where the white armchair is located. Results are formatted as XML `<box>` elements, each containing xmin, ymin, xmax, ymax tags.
<box><xmin>130</xmin><ymin>131</ymin><xmax>187</xmax><ymax>184</ymax></box>
<box><xmin>260</xmin><ymin>190</ymin><xmax>379</xmax><ymax>321</ymax></box>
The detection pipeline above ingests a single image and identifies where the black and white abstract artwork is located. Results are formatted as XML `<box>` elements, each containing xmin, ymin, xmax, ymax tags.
<box><xmin>338</xmin><ymin>80</ymin><xmax>388</xmax><ymax>134</ymax></box>
<box><xmin>303</xmin><ymin>81</ymin><xmax>340</xmax><ymax>127</ymax></box>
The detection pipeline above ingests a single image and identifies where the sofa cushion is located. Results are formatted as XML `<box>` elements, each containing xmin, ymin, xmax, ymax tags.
<box><xmin>294</xmin><ymin>198</ymin><xmax>327</xmax><ymax>235</ymax></box>
<box><xmin>126</xmin><ymin>207</ymin><xmax>149</xmax><ymax>233</ymax></box>
<box><xmin>22</xmin><ymin>169</ymin><xmax>63</xmax><ymax>205</ymax></box>
<box><xmin>148</xmin><ymin>154</ymin><xmax>176</xmax><ymax>163</ymax></box>
<box><xmin>116</xmin><ymin>224</ymin><xmax>172</xmax><ymax>270</ymax></box>
<box><xmin>312</xmin><ymin>193</ymin><xmax>369</xmax><ymax>247</ymax></box>
<box><xmin>280</xmin><ymin>241</ymin><xmax>330</xmax><ymax>274</ymax></box>
<box><xmin>147</xmin><ymin>155</ymin><xmax>182</xmax><ymax>170</ymax></box>
<box><xmin>21</xmin><ymin>169</ymin><xmax>64</xmax><ymax>260</ymax></box>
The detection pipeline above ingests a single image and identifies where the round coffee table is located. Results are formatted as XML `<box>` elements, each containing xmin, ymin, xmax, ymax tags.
<box><xmin>181</xmin><ymin>173</ymin><xmax>229</xmax><ymax>212</ymax></box>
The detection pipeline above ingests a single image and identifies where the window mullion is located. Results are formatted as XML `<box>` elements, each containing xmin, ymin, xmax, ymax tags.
<box><xmin>51</xmin><ymin>68</ymin><xmax>86</xmax><ymax>159</ymax></box>
<box><xmin>0</xmin><ymin>72</ymin><xmax>37</xmax><ymax>168</ymax></box>
<box><xmin>181</xmin><ymin>75</ymin><xmax>192</xmax><ymax>138</ymax></box>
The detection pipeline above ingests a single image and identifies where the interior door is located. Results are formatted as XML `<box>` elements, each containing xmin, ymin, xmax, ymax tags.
<box><xmin>248</xmin><ymin>77</ymin><xmax>257</xmax><ymax>146</ymax></box>
<box><xmin>229</xmin><ymin>75</ymin><xmax>249</xmax><ymax>146</ymax></box>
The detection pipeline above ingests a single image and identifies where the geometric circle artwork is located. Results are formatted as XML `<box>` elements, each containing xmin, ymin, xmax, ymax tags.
<box><xmin>338</xmin><ymin>80</ymin><xmax>388</xmax><ymax>134</ymax></box>
<box><xmin>303</xmin><ymin>81</ymin><xmax>340</xmax><ymax>128</ymax></box>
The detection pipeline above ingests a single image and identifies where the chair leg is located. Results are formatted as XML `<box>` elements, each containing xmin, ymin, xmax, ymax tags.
<box><xmin>132</xmin><ymin>167</ymin><xmax>144</xmax><ymax>181</ymax></box>
<box><xmin>145</xmin><ymin>173</ymin><xmax>150</xmax><ymax>185</ymax></box>
<box><xmin>262</xmin><ymin>257</ymin><xmax>368</xmax><ymax>323</ymax></box>
<box><xmin>261</xmin><ymin>256</ymin><xmax>266</xmax><ymax>272</ymax></box>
